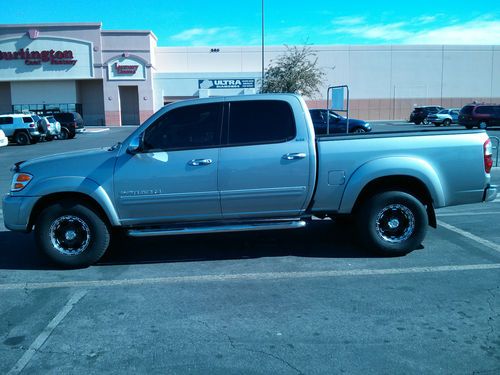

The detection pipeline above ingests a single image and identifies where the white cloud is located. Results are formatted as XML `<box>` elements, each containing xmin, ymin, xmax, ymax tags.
<box><xmin>170</xmin><ymin>27</ymin><xmax>242</xmax><ymax>45</ymax></box>
<box><xmin>327</xmin><ymin>16</ymin><xmax>500</xmax><ymax>45</ymax></box>
<box><xmin>404</xmin><ymin>20</ymin><xmax>500</xmax><ymax>44</ymax></box>
<box><xmin>332</xmin><ymin>16</ymin><xmax>366</xmax><ymax>26</ymax></box>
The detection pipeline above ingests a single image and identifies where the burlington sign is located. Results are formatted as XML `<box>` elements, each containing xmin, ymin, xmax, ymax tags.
<box><xmin>0</xmin><ymin>48</ymin><xmax>77</xmax><ymax>65</ymax></box>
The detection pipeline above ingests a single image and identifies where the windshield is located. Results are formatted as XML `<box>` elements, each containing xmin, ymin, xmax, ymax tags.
<box><xmin>438</xmin><ymin>109</ymin><xmax>448</xmax><ymax>114</ymax></box>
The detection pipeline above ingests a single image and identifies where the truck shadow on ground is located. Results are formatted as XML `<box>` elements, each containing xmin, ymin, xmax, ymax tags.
<box><xmin>0</xmin><ymin>221</ymin><xmax>380</xmax><ymax>270</ymax></box>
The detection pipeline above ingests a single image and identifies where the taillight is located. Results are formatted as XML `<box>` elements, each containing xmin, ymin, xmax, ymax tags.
<box><xmin>29</xmin><ymin>123</ymin><xmax>36</xmax><ymax>128</ymax></box>
<box><xmin>484</xmin><ymin>138</ymin><xmax>493</xmax><ymax>174</ymax></box>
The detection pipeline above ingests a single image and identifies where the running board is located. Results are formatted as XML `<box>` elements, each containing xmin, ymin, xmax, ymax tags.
<box><xmin>127</xmin><ymin>220</ymin><xmax>307</xmax><ymax>238</ymax></box>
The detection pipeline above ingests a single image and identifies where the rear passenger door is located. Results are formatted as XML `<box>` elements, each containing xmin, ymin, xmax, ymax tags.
<box><xmin>218</xmin><ymin>99</ymin><xmax>311</xmax><ymax>219</ymax></box>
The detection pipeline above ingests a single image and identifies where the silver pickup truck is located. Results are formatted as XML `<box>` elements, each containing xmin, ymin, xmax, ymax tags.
<box><xmin>2</xmin><ymin>94</ymin><xmax>497</xmax><ymax>267</ymax></box>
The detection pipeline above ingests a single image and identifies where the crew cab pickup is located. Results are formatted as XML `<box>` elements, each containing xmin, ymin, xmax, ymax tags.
<box><xmin>2</xmin><ymin>94</ymin><xmax>497</xmax><ymax>267</ymax></box>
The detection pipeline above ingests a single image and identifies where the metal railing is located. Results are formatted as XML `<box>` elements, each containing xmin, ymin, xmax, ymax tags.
<box><xmin>491</xmin><ymin>136</ymin><xmax>499</xmax><ymax>167</ymax></box>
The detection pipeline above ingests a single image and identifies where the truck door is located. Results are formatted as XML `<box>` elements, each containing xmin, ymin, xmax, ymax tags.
<box><xmin>218</xmin><ymin>99</ymin><xmax>311</xmax><ymax>219</ymax></box>
<box><xmin>113</xmin><ymin>103</ymin><xmax>223</xmax><ymax>226</ymax></box>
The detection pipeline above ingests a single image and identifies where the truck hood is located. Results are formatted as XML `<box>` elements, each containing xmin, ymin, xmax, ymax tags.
<box><xmin>20</xmin><ymin>148</ymin><xmax>112</xmax><ymax>169</ymax></box>
<box><xmin>17</xmin><ymin>147</ymin><xmax>119</xmax><ymax>189</ymax></box>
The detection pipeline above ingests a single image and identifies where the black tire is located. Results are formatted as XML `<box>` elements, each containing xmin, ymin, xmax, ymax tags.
<box><xmin>35</xmin><ymin>201</ymin><xmax>111</xmax><ymax>268</ymax></box>
<box><xmin>433</xmin><ymin>122</ymin><xmax>441</xmax><ymax>127</ymax></box>
<box><xmin>414</xmin><ymin>121</ymin><xmax>421</xmax><ymax>125</ymax></box>
<box><xmin>59</xmin><ymin>128</ymin><xmax>70</xmax><ymax>140</ymax></box>
<box><xmin>68</xmin><ymin>133</ymin><xmax>76</xmax><ymax>139</ymax></box>
<box><xmin>443</xmin><ymin>119</ymin><xmax>451</xmax><ymax>126</ymax></box>
<box><xmin>465</xmin><ymin>124</ymin><xmax>473</xmax><ymax>129</ymax></box>
<box><xmin>14</xmin><ymin>131</ymin><xmax>30</xmax><ymax>145</ymax></box>
<box><xmin>356</xmin><ymin>191</ymin><xmax>428</xmax><ymax>256</ymax></box>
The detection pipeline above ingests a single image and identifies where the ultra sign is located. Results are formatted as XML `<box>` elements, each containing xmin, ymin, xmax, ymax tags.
<box><xmin>198</xmin><ymin>79</ymin><xmax>255</xmax><ymax>89</ymax></box>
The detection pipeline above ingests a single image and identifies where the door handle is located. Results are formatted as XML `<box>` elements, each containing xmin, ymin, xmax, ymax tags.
<box><xmin>188</xmin><ymin>159</ymin><xmax>213</xmax><ymax>166</ymax></box>
<box><xmin>282</xmin><ymin>153</ymin><xmax>306</xmax><ymax>160</ymax></box>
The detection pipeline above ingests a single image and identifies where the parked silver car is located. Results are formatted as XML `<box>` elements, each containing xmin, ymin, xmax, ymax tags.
<box><xmin>427</xmin><ymin>108</ymin><xmax>460</xmax><ymax>126</ymax></box>
<box><xmin>45</xmin><ymin>116</ymin><xmax>62</xmax><ymax>140</ymax></box>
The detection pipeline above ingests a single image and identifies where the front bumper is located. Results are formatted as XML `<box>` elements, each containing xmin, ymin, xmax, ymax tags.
<box><xmin>484</xmin><ymin>185</ymin><xmax>498</xmax><ymax>202</ymax></box>
<box><xmin>2</xmin><ymin>194</ymin><xmax>39</xmax><ymax>232</ymax></box>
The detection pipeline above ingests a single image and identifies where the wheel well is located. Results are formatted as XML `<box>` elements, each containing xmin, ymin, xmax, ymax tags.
<box><xmin>352</xmin><ymin>175</ymin><xmax>436</xmax><ymax>228</ymax></box>
<box><xmin>28</xmin><ymin>192</ymin><xmax>111</xmax><ymax>231</ymax></box>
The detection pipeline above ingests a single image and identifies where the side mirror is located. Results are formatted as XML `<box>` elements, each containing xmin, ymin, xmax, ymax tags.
<box><xmin>127</xmin><ymin>135</ymin><xmax>142</xmax><ymax>155</ymax></box>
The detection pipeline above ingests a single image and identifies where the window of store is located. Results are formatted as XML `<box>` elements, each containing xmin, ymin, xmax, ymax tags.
<box><xmin>12</xmin><ymin>103</ymin><xmax>82</xmax><ymax>115</ymax></box>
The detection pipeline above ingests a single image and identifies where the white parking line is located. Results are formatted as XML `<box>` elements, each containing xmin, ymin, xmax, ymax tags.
<box><xmin>7</xmin><ymin>290</ymin><xmax>87</xmax><ymax>375</ymax></box>
<box><xmin>0</xmin><ymin>264</ymin><xmax>499</xmax><ymax>291</ymax></box>
<box><xmin>438</xmin><ymin>220</ymin><xmax>500</xmax><ymax>254</ymax></box>
<box><xmin>438</xmin><ymin>211</ymin><xmax>499</xmax><ymax>217</ymax></box>
<box><xmin>84</xmin><ymin>128</ymin><xmax>110</xmax><ymax>133</ymax></box>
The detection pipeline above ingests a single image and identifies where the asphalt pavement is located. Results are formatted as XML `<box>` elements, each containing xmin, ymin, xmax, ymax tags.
<box><xmin>0</xmin><ymin>124</ymin><xmax>499</xmax><ymax>374</ymax></box>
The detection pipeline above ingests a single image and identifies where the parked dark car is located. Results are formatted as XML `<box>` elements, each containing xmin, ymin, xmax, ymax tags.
<box><xmin>52</xmin><ymin>112</ymin><xmax>86</xmax><ymax>139</ymax></box>
<box><xmin>458</xmin><ymin>104</ymin><xmax>500</xmax><ymax>129</ymax></box>
<box><xmin>309</xmin><ymin>109</ymin><xmax>372</xmax><ymax>134</ymax></box>
<box><xmin>409</xmin><ymin>106</ymin><xmax>444</xmax><ymax>125</ymax></box>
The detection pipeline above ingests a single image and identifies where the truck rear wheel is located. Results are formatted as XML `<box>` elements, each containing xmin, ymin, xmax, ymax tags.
<box><xmin>356</xmin><ymin>191</ymin><xmax>427</xmax><ymax>256</ymax></box>
<box><xmin>35</xmin><ymin>201</ymin><xmax>110</xmax><ymax>268</ymax></box>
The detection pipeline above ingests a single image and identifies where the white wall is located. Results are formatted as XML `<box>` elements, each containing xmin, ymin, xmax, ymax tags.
<box><xmin>10</xmin><ymin>80</ymin><xmax>77</xmax><ymax>104</ymax></box>
<box><xmin>155</xmin><ymin>44</ymin><xmax>500</xmax><ymax>101</ymax></box>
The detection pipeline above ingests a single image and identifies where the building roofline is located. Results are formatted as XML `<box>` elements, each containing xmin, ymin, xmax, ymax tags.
<box><xmin>0</xmin><ymin>22</ymin><xmax>102</xmax><ymax>28</ymax></box>
<box><xmin>101</xmin><ymin>30</ymin><xmax>158</xmax><ymax>41</ymax></box>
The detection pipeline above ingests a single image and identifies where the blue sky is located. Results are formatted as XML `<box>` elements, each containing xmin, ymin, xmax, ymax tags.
<box><xmin>1</xmin><ymin>0</ymin><xmax>499</xmax><ymax>46</ymax></box>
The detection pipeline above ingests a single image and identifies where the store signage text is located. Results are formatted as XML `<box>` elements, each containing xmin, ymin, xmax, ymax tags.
<box><xmin>198</xmin><ymin>79</ymin><xmax>255</xmax><ymax>89</ymax></box>
<box><xmin>115</xmin><ymin>62</ymin><xmax>139</xmax><ymax>74</ymax></box>
<box><xmin>0</xmin><ymin>48</ymin><xmax>77</xmax><ymax>65</ymax></box>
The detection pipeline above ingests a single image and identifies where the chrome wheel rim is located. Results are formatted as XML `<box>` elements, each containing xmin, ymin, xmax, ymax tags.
<box><xmin>49</xmin><ymin>215</ymin><xmax>91</xmax><ymax>256</ymax></box>
<box><xmin>479</xmin><ymin>122</ymin><xmax>487</xmax><ymax>129</ymax></box>
<box><xmin>375</xmin><ymin>204</ymin><xmax>415</xmax><ymax>243</ymax></box>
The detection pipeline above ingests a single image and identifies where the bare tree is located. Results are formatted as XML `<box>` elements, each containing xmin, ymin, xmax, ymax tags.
<box><xmin>260</xmin><ymin>45</ymin><xmax>325</xmax><ymax>98</ymax></box>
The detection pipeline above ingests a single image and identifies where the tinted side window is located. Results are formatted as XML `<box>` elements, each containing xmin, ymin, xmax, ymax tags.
<box><xmin>475</xmin><ymin>106</ymin><xmax>494</xmax><ymax>114</ymax></box>
<box><xmin>310</xmin><ymin>110</ymin><xmax>324</xmax><ymax>123</ymax></box>
<box><xmin>22</xmin><ymin>117</ymin><xmax>33</xmax><ymax>123</ymax></box>
<box><xmin>228</xmin><ymin>100</ymin><xmax>296</xmax><ymax>145</ymax></box>
<box><xmin>0</xmin><ymin>117</ymin><xmax>13</xmax><ymax>125</ymax></box>
<box><xmin>461</xmin><ymin>106</ymin><xmax>474</xmax><ymax>115</ymax></box>
<box><xmin>54</xmin><ymin>113</ymin><xmax>73</xmax><ymax>122</ymax></box>
<box><xmin>143</xmin><ymin>103</ymin><xmax>222</xmax><ymax>151</ymax></box>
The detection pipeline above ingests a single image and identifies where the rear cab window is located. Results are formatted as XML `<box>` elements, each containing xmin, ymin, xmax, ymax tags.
<box><xmin>226</xmin><ymin>100</ymin><xmax>296</xmax><ymax>145</ymax></box>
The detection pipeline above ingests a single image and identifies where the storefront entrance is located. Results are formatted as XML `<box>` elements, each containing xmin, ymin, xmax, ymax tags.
<box><xmin>119</xmin><ymin>86</ymin><xmax>140</xmax><ymax>125</ymax></box>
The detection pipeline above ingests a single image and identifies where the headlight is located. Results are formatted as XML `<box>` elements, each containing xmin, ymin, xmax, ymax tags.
<box><xmin>11</xmin><ymin>173</ymin><xmax>33</xmax><ymax>192</ymax></box>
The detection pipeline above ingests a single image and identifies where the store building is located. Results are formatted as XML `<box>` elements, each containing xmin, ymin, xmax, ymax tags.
<box><xmin>1</xmin><ymin>22</ymin><xmax>499</xmax><ymax>124</ymax></box>
<box><xmin>0</xmin><ymin>23</ymin><xmax>156</xmax><ymax>125</ymax></box>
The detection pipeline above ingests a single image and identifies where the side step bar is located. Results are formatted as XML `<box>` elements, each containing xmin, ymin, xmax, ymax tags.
<box><xmin>127</xmin><ymin>220</ymin><xmax>307</xmax><ymax>238</ymax></box>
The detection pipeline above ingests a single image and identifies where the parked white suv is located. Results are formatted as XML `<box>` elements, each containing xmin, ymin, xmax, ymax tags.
<box><xmin>0</xmin><ymin>129</ymin><xmax>8</xmax><ymax>147</ymax></box>
<box><xmin>0</xmin><ymin>114</ymin><xmax>42</xmax><ymax>145</ymax></box>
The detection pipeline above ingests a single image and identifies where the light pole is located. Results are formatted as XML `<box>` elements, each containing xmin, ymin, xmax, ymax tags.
<box><xmin>261</xmin><ymin>0</ymin><xmax>265</xmax><ymax>88</ymax></box>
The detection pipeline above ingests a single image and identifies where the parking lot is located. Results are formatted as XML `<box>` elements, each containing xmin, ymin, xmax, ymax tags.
<box><xmin>0</xmin><ymin>123</ymin><xmax>499</xmax><ymax>374</ymax></box>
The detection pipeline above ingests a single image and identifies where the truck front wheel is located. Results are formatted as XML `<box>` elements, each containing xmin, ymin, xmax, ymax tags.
<box><xmin>356</xmin><ymin>191</ymin><xmax>427</xmax><ymax>256</ymax></box>
<box><xmin>35</xmin><ymin>201</ymin><xmax>110</xmax><ymax>268</ymax></box>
